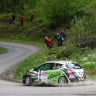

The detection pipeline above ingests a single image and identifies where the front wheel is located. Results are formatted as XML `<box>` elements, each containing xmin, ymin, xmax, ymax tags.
<box><xmin>58</xmin><ymin>76</ymin><xmax>68</xmax><ymax>84</ymax></box>
<box><xmin>84</xmin><ymin>74</ymin><xmax>87</xmax><ymax>80</ymax></box>
<box><xmin>25</xmin><ymin>76</ymin><xmax>32</xmax><ymax>86</ymax></box>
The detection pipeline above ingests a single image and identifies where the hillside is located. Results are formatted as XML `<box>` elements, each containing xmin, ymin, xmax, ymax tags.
<box><xmin>0</xmin><ymin>0</ymin><xmax>96</xmax><ymax>80</ymax></box>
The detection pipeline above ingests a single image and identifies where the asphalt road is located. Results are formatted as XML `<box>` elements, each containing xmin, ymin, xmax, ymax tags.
<box><xmin>0</xmin><ymin>42</ymin><xmax>96</xmax><ymax>96</ymax></box>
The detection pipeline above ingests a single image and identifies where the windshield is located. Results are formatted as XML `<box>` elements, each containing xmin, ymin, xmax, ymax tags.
<box><xmin>66</xmin><ymin>63</ymin><xmax>82</xmax><ymax>69</ymax></box>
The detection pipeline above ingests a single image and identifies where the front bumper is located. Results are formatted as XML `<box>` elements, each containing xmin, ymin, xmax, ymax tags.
<box><xmin>23</xmin><ymin>74</ymin><xmax>38</xmax><ymax>84</ymax></box>
<box><xmin>69</xmin><ymin>74</ymin><xmax>86</xmax><ymax>82</ymax></box>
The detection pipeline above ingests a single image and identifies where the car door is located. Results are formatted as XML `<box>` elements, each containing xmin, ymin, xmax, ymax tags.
<box><xmin>33</xmin><ymin>63</ymin><xmax>68</xmax><ymax>83</ymax></box>
<box><xmin>43</xmin><ymin>63</ymin><xmax>65</xmax><ymax>83</ymax></box>
<box><xmin>33</xmin><ymin>63</ymin><xmax>54</xmax><ymax>82</ymax></box>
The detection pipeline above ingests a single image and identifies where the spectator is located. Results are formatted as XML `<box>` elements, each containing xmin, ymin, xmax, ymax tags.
<box><xmin>44</xmin><ymin>37</ymin><xmax>54</xmax><ymax>49</ymax></box>
<box><xmin>12</xmin><ymin>15</ymin><xmax>16</xmax><ymax>24</ymax></box>
<box><xmin>20</xmin><ymin>15</ymin><xmax>24</xmax><ymax>26</ymax></box>
<box><xmin>30</xmin><ymin>12</ymin><xmax>35</xmax><ymax>21</ymax></box>
<box><xmin>8</xmin><ymin>18</ymin><xmax>12</xmax><ymax>24</ymax></box>
<box><xmin>55</xmin><ymin>33</ymin><xmax>63</xmax><ymax>46</ymax></box>
<box><xmin>60</xmin><ymin>29</ymin><xmax>67</xmax><ymax>40</ymax></box>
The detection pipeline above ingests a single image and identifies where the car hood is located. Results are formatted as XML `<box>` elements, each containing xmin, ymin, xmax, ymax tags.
<box><xmin>72</xmin><ymin>68</ymin><xmax>84</xmax><ymax>73</ymax></box>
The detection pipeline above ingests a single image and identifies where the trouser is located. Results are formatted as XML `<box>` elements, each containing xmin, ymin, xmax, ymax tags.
<box><xmin>57</xmin><ymin>40</ymin><xmax>63</xmax><ymax>46</ymax></box>
<box><xmin>30</xmin><ymin>17</ymin><xmax>34</xmax><ymax>21</ymax></box>
<box><xmin>47</xmin><ymin>44</ymin><xmax>53</xmax><ymax>49</ymax></box>
<box><xmin>21</xmin><ymin>20</ymin><xmax>24</xmax><ymax>26</ymax></box>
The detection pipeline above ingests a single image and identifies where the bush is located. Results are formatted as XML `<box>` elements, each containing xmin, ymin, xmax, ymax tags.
<box><xmin>70</xmin><ymin>5</ymin><xmax>96</xmax><ymax>48</ymax></box>
<box><xmin>75</xmin><ymin>36</ymin><xmax>96</xmax><ymax>48</ymax></box>
<box><xmin>35</xmin><ymin>0</ymin><xmax>90</xmax><ymax>27</ymax></box>
<box><xmin>57</xmin><ymin>44</ymin><xmax>81</xmax><ymax>58</ymax></box>
<box><xmin>83</xmin><ymin>64</ymin><xmax>96</xmax><ymax>70</ymax></box>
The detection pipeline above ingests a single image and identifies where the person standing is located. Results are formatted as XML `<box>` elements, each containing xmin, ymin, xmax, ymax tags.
<box><xmin>44</xmin><ymin>37</ymin><xmax>54</xmax><ymax>49</ymax></box>
<box><xmin>55</xmin><ymin>33</ymin><xmax>63</xmax><ymax>46</ymax></box>
<box><xmin>20</xmin><ymin>15</ymin><xmax>24</xmax><ymax>26</ymax></box>
<box><xmin>60</xmin><ymin>29</ymin><xmax>66</xmax><ymax>40</ymax></box>
<box><xmin>12</xmin><ymin>15</ymin><xmax>16</xmax><ymax>24</ymax></box>
<box><xmin>8</xmin><ymin>18</ymin><xmax>12</xmax><ymax>24</ymax></box>
<box><xmin>30</xmin><ymin>12</ymin><xmax>35</xmax><ymax>21</ymax></box>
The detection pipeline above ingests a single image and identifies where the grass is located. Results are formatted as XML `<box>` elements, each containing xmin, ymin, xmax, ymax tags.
<box><xmin>70</xmin><ymin>49</ymin><xmax>96</xmax><ymax>71</ymax></box>
<box><xmin>0</xmin><ymin>47</ymin><xmax>7</xmax><ymax>54</ymax></box>
<box><xmin>15</xmin><ymin>45</ymin><xmax>96</xmax><ymax>80</ymax></box>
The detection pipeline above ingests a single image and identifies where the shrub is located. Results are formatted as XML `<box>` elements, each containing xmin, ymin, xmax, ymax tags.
<box><xmin>83</xmin><ymin>64</ymin><xmax>96</xmax><ymax>71</ymax></box>
<box><xmin>57</xmin><ymin>44</ymin><xmax>81</xmax><ymax>58</ymax></box>
<box><xmin>70</xmin><ymin>5</ymin><xmax>96</xmax><ymax>48</ymax></box>
<box><xmin>75</xmin><ymin>36</ymin><xmax>96</xmax><ymax>48</ymax></box>
<box><xmin>35</xmin><ymin>0</ymin><xmax>90</xmax><ymax>27</ymax></box>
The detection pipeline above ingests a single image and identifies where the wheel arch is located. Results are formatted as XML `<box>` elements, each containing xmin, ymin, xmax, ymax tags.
<box><xmin>59</xmin><ymin>70</ymin><xmax>70</xmax><ymax>83</ymax></box>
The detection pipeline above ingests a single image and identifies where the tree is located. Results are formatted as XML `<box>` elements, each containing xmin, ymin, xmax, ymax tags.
<box><xmin>35</xmin><ymin>0</ymin><xmax>91</xmax><ymax>27</ymax></box>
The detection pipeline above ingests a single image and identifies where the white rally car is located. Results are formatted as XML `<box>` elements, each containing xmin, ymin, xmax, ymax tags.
<box><xmin>23</xmin><ymin>60</ymin><xmax>87</xmax><ymax>86</ymax></box>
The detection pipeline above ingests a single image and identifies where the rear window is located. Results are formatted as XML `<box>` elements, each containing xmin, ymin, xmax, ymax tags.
<box><xmin>66</xmin><ymin>63</ymin><xmax>82</xmax><ymax>69</ymax></box>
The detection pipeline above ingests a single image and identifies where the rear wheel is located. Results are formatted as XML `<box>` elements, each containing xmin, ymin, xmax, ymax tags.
<box><xmin>25</xmin><ymin>76</ymin><xmax>32</xmax><ymax>86</ymax></box>
<box><xmin>58</xmin><ymin>76</ymin><xmax>68</xmax><ymax>84</ymax></box>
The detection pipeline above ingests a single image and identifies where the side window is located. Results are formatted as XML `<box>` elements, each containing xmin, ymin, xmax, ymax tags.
<box><xmin>53</xmin><ymin>63</ymin><xmax>62</xmax><ymax>69</ymax></box>
<box><xmin>44</xmin><ymin>63</ymin><xmax>54</xmax><ymax>70</ymax></box>
<box><xmin>34</xmin><ymin>63</ymin><xmax>63</xmax><ymax>71</ymax></box>
<box><xmin>34</xmin><ymin>64</ymin><xmax>45</xmax><ymax>72</ymax></box>
<box><xmin>34</xmin><ymin>63</ymin><xmax>54</xmax><ymax>71</ymax></box>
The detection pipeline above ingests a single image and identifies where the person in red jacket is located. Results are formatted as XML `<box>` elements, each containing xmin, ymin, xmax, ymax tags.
<box><xmin>45</xmin><ymin>37</ymin><xmax>54</xmax><ymax>49</ymax></box>
<box><xmin>20</xmin><ymin>15</ymin><xmax>24</xmax><ymax>26</ymax></box>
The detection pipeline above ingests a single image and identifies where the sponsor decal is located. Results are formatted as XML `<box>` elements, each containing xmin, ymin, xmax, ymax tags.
<box><xmin>48</xmin><ymin>72</ymin><xmax>61</xmax><ymax>79</ymax></box>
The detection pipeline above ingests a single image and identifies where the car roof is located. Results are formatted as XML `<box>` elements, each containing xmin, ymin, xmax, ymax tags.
<box><xmin>45</xmin><ymin>60</ymin><xmax>75</xmax><ymax>65</ymax></box>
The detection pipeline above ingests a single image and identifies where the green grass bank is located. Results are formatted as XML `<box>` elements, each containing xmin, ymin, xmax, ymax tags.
<box><xmin>15</xmin><ymin>44</ymin><xmax>96</xmax><ymax>80</ymax></box>
<box><xmin>0</xmin><ymin>47</ymin><xmax>7</xmax><ymax>54</ymax></box>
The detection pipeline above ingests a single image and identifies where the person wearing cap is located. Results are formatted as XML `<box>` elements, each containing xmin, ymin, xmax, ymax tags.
<box><xmin>44</xmin><ymin>37</ymin><xmax>54</xmax><ymax>49</ymax></box>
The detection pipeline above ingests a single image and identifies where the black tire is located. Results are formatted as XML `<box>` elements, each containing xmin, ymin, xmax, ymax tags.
<box><xmin>84</xmin><ymin>74</ymin><xmax>87</xmax><ymax>80</ymax></box>
<box><xmin>58</xmin><ymin>76</ymin><xmax>68</xmax><ymax>84</ymax></box>
<box><xmin>25</xmin><ymin>76</ymin><xmax>32</xmax><ymax>86</ymax></box>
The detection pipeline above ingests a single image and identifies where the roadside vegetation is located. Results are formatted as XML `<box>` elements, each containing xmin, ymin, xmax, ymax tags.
<box><xmin>0</xmin><ymin>47</ymin><xmax>7</xmax><ymax>54</ymax></box>
<box><xmin>0</xmin><ymin>0</ymin><xmax>96</xmax><ymax>81</ymax></box>
<box><xmin>15</xmin><ymin>47</ymin><xmax>96</xmax><ymax>80</ymax></box>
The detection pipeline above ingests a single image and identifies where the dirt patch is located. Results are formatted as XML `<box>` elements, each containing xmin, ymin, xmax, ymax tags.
<box><xmin>0</xmin><ymin>64</ymin><xmax>21</xmax><ymax>83</ymax></box>
<box><xmin>85</xmin><ymin>70</ymin><xmax>96</xmax><ymax>74</ymax></box>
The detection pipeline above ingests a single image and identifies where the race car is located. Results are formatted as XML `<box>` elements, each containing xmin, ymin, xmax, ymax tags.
<box><xmin>23</xmin><ymin>60</ymin><xmax>86</xmax><ymax>86</ymax></box>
